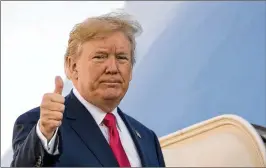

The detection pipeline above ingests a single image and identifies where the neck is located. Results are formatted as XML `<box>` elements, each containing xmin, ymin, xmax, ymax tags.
<box><xmin>89</xmin><ymin>99</ymin><xmax>119</xmax><ymax>113</ymax></box>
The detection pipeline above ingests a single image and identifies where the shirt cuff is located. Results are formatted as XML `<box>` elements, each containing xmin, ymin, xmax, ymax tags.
<box><xmin>36</xmin><ymin>120</ymin><xmax>59</xmax><ymax>155</ymax></box>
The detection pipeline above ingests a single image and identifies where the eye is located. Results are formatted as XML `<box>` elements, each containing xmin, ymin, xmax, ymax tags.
<box><xmin>93</xmin><ymin>54</ymin><xmax>106</xmax><ymax>59</ymax></box>
<box><xmin>117</xmin><ymin>55</ymin><xmax>129</xmax><ymax>60</ymax></box>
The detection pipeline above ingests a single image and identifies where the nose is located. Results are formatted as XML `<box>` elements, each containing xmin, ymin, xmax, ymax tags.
<box><xmin>105</xmin><ymin>55</ymin><xmax>118</xmax><ymax>74</ymax></box>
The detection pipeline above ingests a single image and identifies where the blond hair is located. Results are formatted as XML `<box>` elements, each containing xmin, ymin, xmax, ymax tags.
<box><xmin>64</xmin><ymin>11</ymin><xmax>142</xmax><ymax>79</ymax></box>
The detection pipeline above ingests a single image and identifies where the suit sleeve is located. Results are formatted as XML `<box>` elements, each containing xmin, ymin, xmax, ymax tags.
<box><xmin>152</xmin><ymin>131</ymin><xmax>166</xmax><ymax>167</ymax></box>
<box><xmin>36</xmin><ymin>120</ymin><xmax>60</xmax><ymax>155</ymax></box>
<box><xmin>11</xmin><ymin>113</ymin><xmax>60</xmax><ymax>167</ymax></box>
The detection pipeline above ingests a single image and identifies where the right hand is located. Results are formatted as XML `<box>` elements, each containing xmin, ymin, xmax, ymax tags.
<box><xmin>39</xmin><ymin>76</ymin><xmax>65</xmax><ymax>141</ymax></box>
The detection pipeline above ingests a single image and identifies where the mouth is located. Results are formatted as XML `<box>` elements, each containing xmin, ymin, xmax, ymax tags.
<box><xmin>101</xmin><ymin>82</ymin><xmax>121</xmax><ymax>88</ymax></box>
<box><xmin>100</xmin><ymin>79</ymin><xmax>122</xmax><ymax>84</ymax></box>
<box><xmin>100</xmin><ymin>79</ymin><xmax>122</xmax><ymax>87</ymax></box>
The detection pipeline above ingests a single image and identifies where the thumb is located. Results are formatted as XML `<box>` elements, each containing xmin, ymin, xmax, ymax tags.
<box><xmin>54</xmin><ymin>76</ymin><xmax>64</xmax><ymax>94</ymax></box>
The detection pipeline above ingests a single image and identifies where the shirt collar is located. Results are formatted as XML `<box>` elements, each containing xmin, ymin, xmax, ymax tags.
<box><xmin>72</xmin><ymin>86</ymin><xmax>121</xmax><ymax>130</ymax></box>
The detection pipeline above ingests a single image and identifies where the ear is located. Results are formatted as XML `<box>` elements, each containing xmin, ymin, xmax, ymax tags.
<box><xmin>66</xmin><ymin>56</ymin><xmax>78</xmax><ymax>80</ymax></box>
<box><xmin>129</xmin><ymin>67</ymin><xmax>132</xmax><ymax>81</ymax></box>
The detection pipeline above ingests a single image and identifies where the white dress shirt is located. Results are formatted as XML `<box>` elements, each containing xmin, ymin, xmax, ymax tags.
<box><xmin>36</xmin><ymin>87</ymin><xmax>142</xmax><ymax>167</ymax></box>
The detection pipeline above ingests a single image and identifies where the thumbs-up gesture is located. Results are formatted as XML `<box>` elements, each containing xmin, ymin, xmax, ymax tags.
<box><xmin>39</xmin><ymin>76</ymin><xmax>65</xmax><ymax>141</ymax></box>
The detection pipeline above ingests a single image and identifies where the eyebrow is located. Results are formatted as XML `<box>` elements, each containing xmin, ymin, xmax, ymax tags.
<box><xmin>116</xmin><ymin>51</ymin><xmax>129</xmax><ymax>55</ymax></box>
<box><xmin>95</xmin><ymin>50</ymin><xmax>129</xmax><ymax>55</ymax></box>
<box><xmin>95</xmin><ymin>51</ymin><xmax>108</xmax><ymax>54</ymax></box>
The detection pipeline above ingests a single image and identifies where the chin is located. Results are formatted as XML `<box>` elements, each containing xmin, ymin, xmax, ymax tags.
<box><xmin>101</xmin><ymin>89</ymin><xmax>122</xmax><ymax>100</ymax></box>
<box><xmin>102</xmin><ymin>94</ymin><xmax>120</xmax><ymax>101</ymax></box>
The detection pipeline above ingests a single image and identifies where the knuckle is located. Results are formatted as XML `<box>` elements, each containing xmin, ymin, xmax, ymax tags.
<box><xmin>40</xmin><ymin>101</ymin><xmax>49</xmax><ymax>109</ymax></box>
<box><xmin>57</xmin><ymin>96</ymin><xmax>64</xmax><ymax>103</ymax></box>
<box><xmin>41</xmin><ymin>93</ymin><xmax>53</xmax><ymax>104</ymax></box>
<box><xmin>43</xmin><ymin>93</ymin><xmax>50</xmax><ymax>99</ymax></box>
<box><xmin>40</xmin><ymin>109</ymin><xmax>46</xmax><ymax>117</ymax></box>
<box><xmin>57</xmin><ymin>121</ymin><xmax>62</xmax><ymax>127</ymax></box>
<box><xmin>60</xmin><ymin>104</ymin><xmax>65</xmax><ymax>111</ymax></box>
<box><xmin>40</xmin><ymin>99</ymin><xmax>46</xmax><ymax>108</ymax></box>
<box><xmin>62</xmin><ymin>97</ymin><xmax>65</xmax><ymax>103</ymax></box>
<box><xmin>40</xmin><ymin>103</ymin><xmax>45</xmax><ymax>109</ymax></box>
<box><xmin>40</xmin><ymin>120</ymin><xmax>48</xmax><ymax>129</ymax></box>
<box><xmin>52</xmin><ymin>94</ymin><xmax>62</xmax><ymax>103</ymax></box>
<box><xmin>51</xmin><ymin>102</ymin><xmax>64</xmax><ymax>111</ymax></box>
<box><xmin>54</xmin><ymin>112</ymin><xmax>63</xmax><ymax>121</ymax></box>
<box><xmin>58</xmin><ymin>113</ymin><xmax>63</xmax><ymax>120</ymax></box>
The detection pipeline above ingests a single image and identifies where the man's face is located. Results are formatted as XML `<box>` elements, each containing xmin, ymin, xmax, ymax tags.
<box><xmin>73</xmin><ymin>31</ymin><xmax>132</xmax><ymax>107</ymax></box>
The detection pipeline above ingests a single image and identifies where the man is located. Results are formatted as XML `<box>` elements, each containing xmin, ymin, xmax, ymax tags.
<box><xmin>11</xmin><ymin>12</ymin><xmax>165</xmax><ymax>167</ymax></box>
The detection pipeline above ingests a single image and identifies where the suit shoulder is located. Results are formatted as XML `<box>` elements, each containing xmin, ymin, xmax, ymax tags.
<box><xmin>15</xmin><ymin>107</ymin><xmax>40</xmax><ymax>125</ymax></box>
<box><xmin>123</xmin><ymin>113</ymin><xmax>154</xmax><ymax>133</ymax></box>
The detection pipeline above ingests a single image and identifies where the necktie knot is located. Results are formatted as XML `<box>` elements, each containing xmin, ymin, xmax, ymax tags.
<box><xmin>103</xmin><ymin>113</ymin><xmax>116</xmax><ymax>128</ymax></box>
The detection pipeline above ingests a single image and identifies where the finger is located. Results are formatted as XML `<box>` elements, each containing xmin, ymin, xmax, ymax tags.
<box><xmin>41</xmin><ymin>110</ymin><xmax>63</xmax><ymax>120</ymax></box>
<box><xmin>54</xmin><ymin>76</ymin><xmax>64</xmax><ymax>95</ymax></box>
<box><xmin>46</xmin><ymin>120</ymin><xmax>62</xmax><ymax>129</ymax></box>
<box><xmin>41</xmin><ymin>93</ymin><xmax>65</xmax><ymax>104</ymax></box>
<box><xmin>51</xmin><ymin>94</ymin><xmax>65</xmax><ymax>104</ymax></box>
<box><xmin>41</xmin><ymin>102</ymin><xmax>65</xmax><ymax>112</ymax></box>
<box><xmin>49</xmin><ymin>111</ymin><xmax>64</xmax><ymax>121</ymax></box>
<box><xmin>43</xmin><ymin>93</ymin><xmax>65</xmax><ymax>103</ymax></box>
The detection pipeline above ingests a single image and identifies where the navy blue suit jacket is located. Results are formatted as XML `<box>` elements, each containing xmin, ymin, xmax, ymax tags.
<box><xmin>11</xmin><ymin>91</ymin><xmax>165</xmax><ymax>167</ymax></box>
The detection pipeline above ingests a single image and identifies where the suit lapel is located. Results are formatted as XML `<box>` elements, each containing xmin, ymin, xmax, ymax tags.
<box><xmin>117</xmin><ymin>108</ymin><xmax>150</xmax><ymax>166</ymax></box>
<box><xmin>64</xmin><ymin>91</ymin><xmax>119</xmax><ymax>167</ymax></box>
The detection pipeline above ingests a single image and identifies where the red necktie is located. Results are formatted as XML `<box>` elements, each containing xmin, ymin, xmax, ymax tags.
<box><xmin>103</xmin><ymin>113</ymin><xmax>131</xmax><ymax>167</ymax></box>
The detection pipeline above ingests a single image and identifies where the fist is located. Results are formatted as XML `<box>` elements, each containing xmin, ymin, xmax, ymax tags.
<box><xmin>39</xmin><ymin>76</ymin><xmax>65</xmax><ymax>140</ymax></box>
